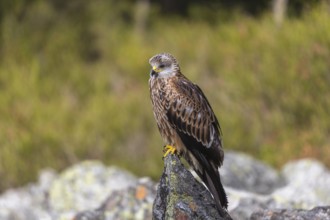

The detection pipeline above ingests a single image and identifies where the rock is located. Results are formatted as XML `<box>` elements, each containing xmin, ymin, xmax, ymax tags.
<box><xmin>0</xmin><ymin>169</ymin><xmax>56</xmax><ymax>220</ymax></box>
<box><xmin>0</xmin><ymin>168</ymin><xmax>57</xmax><ymax>220</ymax></box>
<box><xmin>97</xmin><ymin>177</ymin><xmax>155</xmax><ymax>220</ymax></box>
<box><xmin>74</xmin><ymin>177</ymin><xmax>156</xmax><ymax>220</ymax></box>
<box><xmin>153</xmin><ymin>154</ymin><xmax>232</xmax><ymax>220</ymax></box>
<box><xmin>250</xmin><ymin>206</ymin><xmax>330</xmax><ymax>220</ymax></box>
<box><xmin>222</xmin><ymin>151</ymin><xmax>284</xmax><ymax>195</ymax></box>
<box><xmin>227</xmin><ymin>189</ymin><xmax>270</xmax><ymax>220</ymax></box>
<box><xmin>227</xmin><ymin>158</ymin><xmax>330</xmax><ymax>219</ymax></box>
<box><xmin>268</xmin><ymin>159</ymin><xmax>330</xmax><ymax>209</ymax></box>
<box><xmin>74</xmin><ymin>210</ymin><xmax>105</xmax><ymax>220</ymax></box>
<box><xmin>49</xmin><ymin>160</ymin><xmax>139</xmax><ymax>219</ymax></box>
<box><xmin>1</xmin><ymin>152</ymin><xmax>330</xmax><ymax>220</ymax></box>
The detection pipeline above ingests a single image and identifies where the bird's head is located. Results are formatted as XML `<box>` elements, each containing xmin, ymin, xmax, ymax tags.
<box><xmin>149</xmin><ymin>53</ymin><xmax>180</xmax><ymax>78</ymax></box>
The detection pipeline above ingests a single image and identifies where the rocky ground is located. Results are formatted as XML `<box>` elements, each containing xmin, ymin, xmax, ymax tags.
<box><xmin>0</xmin><ymin>151</ymin><xmax>330</xmax><ymax>220</ymax></box>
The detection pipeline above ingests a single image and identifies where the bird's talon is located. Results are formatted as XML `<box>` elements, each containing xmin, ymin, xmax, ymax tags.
<box><xmin>163</xmin><ymin>145</ymin><xmax>177</xmax><ymax>158</ymax></box>
<box><xmin>162</xmin><ymin>145</ymin><xmax>167</xmax><ymax>153</ymax></box>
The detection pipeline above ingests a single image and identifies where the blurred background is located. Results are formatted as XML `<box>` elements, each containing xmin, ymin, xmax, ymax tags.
<box><xmin>0</xmin><ymin>0</ymin><xmax>329</xmax><ymax>192</ymax></box>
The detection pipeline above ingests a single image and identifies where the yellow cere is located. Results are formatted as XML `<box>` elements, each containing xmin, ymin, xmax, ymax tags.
<box><xmin>153</xmin><ymin>66</ymin><xmax>160</xmax><ymax>72</ymax></box>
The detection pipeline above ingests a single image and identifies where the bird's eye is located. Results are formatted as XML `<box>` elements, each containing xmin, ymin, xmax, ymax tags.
<box><xmin>159</xmin><ymin>64</ymin><xmax>165</xmax><ymax>68</ymax></box>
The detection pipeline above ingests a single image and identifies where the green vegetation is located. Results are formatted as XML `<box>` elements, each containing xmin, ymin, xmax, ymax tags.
<box><xmin>0</xmin><ymin>1</ymin><xmax>329</xmax><ymax>191</ymax></box>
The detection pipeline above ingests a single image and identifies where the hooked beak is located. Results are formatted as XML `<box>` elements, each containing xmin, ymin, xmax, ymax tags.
<box><xmin>150</xmin><ymin>65</ymin><xmax>159</xmax><ymax>77</ymax></box>
<box><xmin>150</xmin><ymin>69</ymin><xmax>157</xmax><ymax>77</ymax></box>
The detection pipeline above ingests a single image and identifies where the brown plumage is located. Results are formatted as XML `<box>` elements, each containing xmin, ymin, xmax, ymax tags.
<box><xmin>148</xmin><ymin>53</ymin><xmax>228</xmax><ymax>209</ymax></box>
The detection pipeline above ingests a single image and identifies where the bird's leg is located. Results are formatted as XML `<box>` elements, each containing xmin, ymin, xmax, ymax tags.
<box><xmin>163</xmin><ymin>145</ymin><xmax>177</xmax><ymax>158</ymax></box>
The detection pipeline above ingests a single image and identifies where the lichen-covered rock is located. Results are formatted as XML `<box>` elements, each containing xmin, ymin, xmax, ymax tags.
<box><xmin>0</xmin><ymin>168</ymin><xmax>56</xmax><ymax>220</ymax></box>
<box><xmin>100</xmin><ymin>177</ymin><xmax>155</xmax><ymax>220</ymax></box>
<box><xmin>227</xmin><ymin>158</ymin><xmax>330</xmax><ymax>219</ymax></box>
<box><xmin>250</xmin><ymin>206</ymin><xmax>330</xmax><ymax>220</ymax></box>
<box><xmin>49</xmin><ymin>160</ymin><xmax>138</xmax><ymax>218</ymax></box>
<box><xmin>153</xmin><ymin>154</ymin><xmax>232</xmax><ymax>220</ymax></box>
<box><xmin>1</xmin><ymin>152</ymin><xmax>330</xmax><ymax>220</ymax></box>
<box><xmin>74</xmin><ymin>210</ymin><xmax>105</xmax><ymax>220</ymax></box>
<box><xmin>270</xmin><ymin>159</ymin><xmax>330</xmax><ymax>209</ymax></box>
<box><xmin>49</xmin><ymin>160</ymin><xmax>137</xmax><ymax>211</ymax></box>
<box><xmin>74</xmin><ymin>176</ymin><xmax>156</xmax><ymax>220</ymax></box>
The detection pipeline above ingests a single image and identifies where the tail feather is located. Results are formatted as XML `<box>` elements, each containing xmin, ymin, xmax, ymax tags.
<box><xmin>203</xmin><ymin>166</ymin><xmax>228</xmax><ymax>209</ymax></box>
<box><xmin>187</xmin><ymin>148</ymin><xmax>228</xmax><ymax>210</ymax></box>
<box><xmin>177</xmin><ymin>131</ymin><xmax>228</xmax><ymax>209</ymax></box>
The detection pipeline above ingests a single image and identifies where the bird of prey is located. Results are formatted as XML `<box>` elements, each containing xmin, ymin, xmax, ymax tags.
<box><xmin>148</xmin><ymin>53</ymin><xmax>228</xmax><ymax>210</ymax></box>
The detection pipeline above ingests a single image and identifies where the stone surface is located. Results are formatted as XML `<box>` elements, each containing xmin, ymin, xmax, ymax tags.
<box><xmin>250</xmin><ymin>206</ymin><xmax>330</xmax><ymax>220</ymax></box>
<box><xmin>98</xmin><ymin>177</ymin><xmax>155</xmax><ymax>220</ymax></box>
<box><xmin>153</xmin><ymin>154</ymin><xmax>232</xmax><ymax>220</ymax></box>
<box><xmin>270</xmin><ymin>159</ymin><xmax>330</xmax><ymax>209</ymax></box>
<box><xmin>227</xmin><ymin>158</ymin><xmax>330</xmax><ymax>219</ymax></box>
<box><xmin>49</xmin><ymin>160</ymin><xmax>137</xmax><ymax>213</ymax></box>
<box><xmin>227</xmin><ymin>190</ymin><xmax>270</xmax><ymax>220</ymax></box>
<box><xmin>1</xmin><ymin>152</ymin><xmax>330</xmax><ymax>220</ymax></box>
<box><xmin>74</xmin><ymin>210</ymin><xmax>105</xmax><ymax>220</ymax></box>
<box><xmin>0</xmin><ymin>168</ymin><xmax>56</xmax><ymax>220</ymax></box>
<box><xmin>222</xmin><ymin>151</ymin><xmax>284</xmax><ymax>194</ymax></box>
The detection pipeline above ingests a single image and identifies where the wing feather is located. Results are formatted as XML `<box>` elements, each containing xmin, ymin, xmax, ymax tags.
<box><xmin>166</xmin><ymin>77</ymin><xmax>222</xmax><ymax>149</ymax></box>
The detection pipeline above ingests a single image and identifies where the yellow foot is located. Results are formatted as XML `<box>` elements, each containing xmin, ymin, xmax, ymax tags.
<box><xmin>163</xmin><ymin>145</ymin><xmax>177</xmax><ymax>158</ymax></box>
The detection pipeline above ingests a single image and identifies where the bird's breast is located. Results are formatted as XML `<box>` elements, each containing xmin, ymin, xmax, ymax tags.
<box><xmin>149</xmin><ymin>77</ymin><xmax>178</xmax><ymax>145</ymax></box>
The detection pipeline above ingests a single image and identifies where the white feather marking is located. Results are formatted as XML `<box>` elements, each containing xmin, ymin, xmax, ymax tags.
<box><xmin>185</xmin><ymin>106</ymin><xmax>193</xmax><ymax>115</ymax></box>
<box><xmin>207</xmin><ymin>126</ymin><xmax>215</xmax><ymax>148</ymax></box>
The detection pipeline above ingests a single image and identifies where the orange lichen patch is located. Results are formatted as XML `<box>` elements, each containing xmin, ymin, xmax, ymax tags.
<box><xmin>189</xmin><ymin>202</ymin><xmax>197</xmax><ymax>212</ymax></box>
<box><xmin>135</xmin><ymin>185</ymin><xmax>147</xmax><ymax>200</ymax></box>
<box><xmin>175</xmin><ymin>208</ymin><xmax>189</xmax><ymax>220</ymax></box>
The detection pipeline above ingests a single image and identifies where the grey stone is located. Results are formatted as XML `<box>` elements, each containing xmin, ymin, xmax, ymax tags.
<box><xmin>222</xmin><ymin>151</ymin><xmax>284</xmax><ymax>194</ymax></box>
<box><xmin>1</xmin><ymin>152</ymin><xmax>330</xmax><ymax>220</ymax></box>
<box><xmin>250</xmin><ymin>206</ymin><xmax>330</xmax><ymax>220</ymax></box>
<box><xmin>228</xmin><ymin>190</ymin><xmax>270</xmax><ymax>220</ymax></box>
<box><xmin>0</xmin><ymin>168</ymin><xmax>56</xmax><ymax>220</ymax></box>
<box><xmin>99</xmin><ymin>177</ymin><xmax>155</xmax><ymax>220</ymax></box>
<box><xmin>74</xmin><ymin>210</ymin><xmax>105</xmax><ymax>220</ymax></box>
<box><xmin>49</xmin><ymin>160</ymin><xmax>138</xmax><ymax>219</ymax></box>
<box><xmin>226</xmin><ymin>158</ymin><xmax>330</xmax><ymax>219</ymax></box>
<box><xmin>269</xmin><ymin>159</ymin><xmax>330</xmax><ymax>209</ymax></box>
